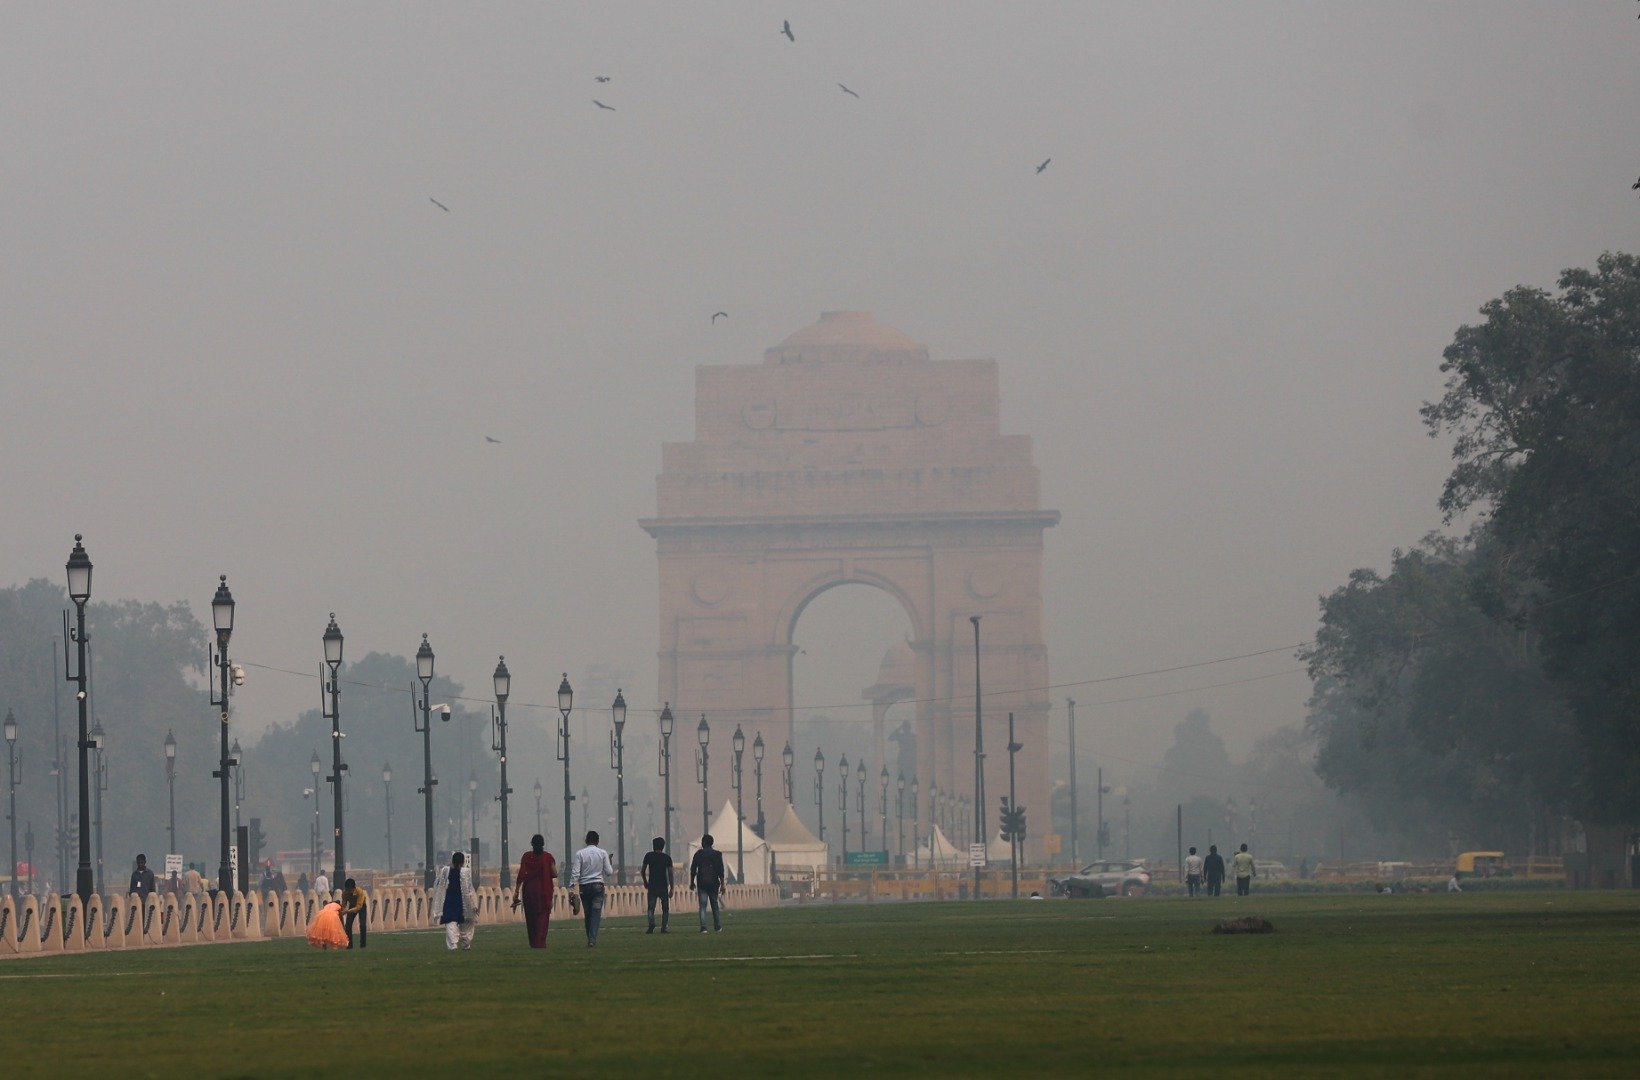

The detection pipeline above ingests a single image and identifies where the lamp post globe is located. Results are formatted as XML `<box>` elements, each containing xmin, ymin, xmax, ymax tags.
<box><xmin>493</xmin><ymin>657</ymin><xmax>510</xmax><ymax>702</ymax></box>
<box><xmin>323</xmin><ymin>613</ymin><xmax>343</xmax><ymax>668</ymax></box>
<box><xmin>66</xmin><ymin>535</ymin><xmax>92</xmax><ymax>604</ymax></box>
<box><xmin>697</xmin><ymin>715</ymin><xmax>710</xmax><ymax>747</ymax></box>
<box><xmin>557</xmin><ymin>674</ymin><xmax>573</xmax><ymax>715</ymax></box>
<box><xmin>5</xmin><ymin>710</ymin><xmax>18</xmax><ymax>746</ymax></box>
<box><xmin>416</xmin><ymin>634</ymin><xmax>434</xmax><ymax>682</ymax></box>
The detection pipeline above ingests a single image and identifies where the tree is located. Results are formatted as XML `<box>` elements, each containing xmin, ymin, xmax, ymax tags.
<box><xmin>1422</xmin><ymin>252</ymin><xmax>1640</xmax><ymax>821</ymax></box>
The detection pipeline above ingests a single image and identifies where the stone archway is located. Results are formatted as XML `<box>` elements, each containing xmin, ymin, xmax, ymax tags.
<box><xmin>641</xmin><ymin>312</ymin><xmax>1057</xmax><ymax>857</ymax></box>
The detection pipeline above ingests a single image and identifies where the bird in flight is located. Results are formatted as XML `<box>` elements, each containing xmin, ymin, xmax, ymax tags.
<box><xmin>485</xmin><ymin>436</ymin><xmax>501</xmax><ymax>444</ymax></box>
<box><xmin>595</xmin><ymin>76</ymin><xmax>611</xmax><ymax>83</ymax></box>
<box><xmin>837</xmin><ymin>83</ymin><xmax>859</xmax><ymax>98</ymax></box>
<box><xmin>712</xmin><ymin>311</ymin><xmax>729</xmax><ymax>323</ymax></box>
<box><xmin>781</xmin><ymin>20</ymin><xmax>795</xmax><ymax>41</ymax></box>
<box><xmin>429</xmin><ymin>197</ymin><xmax>451</xmax><ymax>212</ymax></box>
<box><xmin>593</xmin><ymin>99</ymin><xmax>615</xmax><ymax>111</ymax></box>
<box><xmin>1035</xmin><ymin>158</ymin><xmax>1051</xmax><ymax>174</ymax></box>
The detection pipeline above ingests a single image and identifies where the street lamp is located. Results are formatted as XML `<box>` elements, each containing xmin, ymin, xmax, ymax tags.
<box><xmin>752</xmin><ymin>732</ymin><xmax>766</xmax><ymax>838</ymax></box>
<box><xmin>837</xmin><ymin>754</ymin><xmax>849</xmax><ymax>863</ymax></box>
<box><xmin>813</xmin><ymin>748</ymin><xmax>826</xmax><ymax>843</ymax></box>
<box><xmin>970</xmin><ymin>614</ymin><xmax>984</xmax><ymax>901</ymax></box>
<box><xmin>382</xmin><ymin>762</ymin><xmax>394</xmax><ymax>871</ymax></box>
<box><xmin>895</xmin><ymin>771</ymin><xmax>905</xmax><ymax>865</ymax></box>
<box><xmin>911</xmin><ymin>774</ymin><xmax>920</xmax><ymax>869</ymax></box>
<box><xmin>411</xmin><ymin>634</ymin><xmax>443</xmax><ymax>889</ymax></box>
<box><xmin>780</xmin><ymin>741</ymin><xmax>794</xmax><ymax>804</ymax></box>
<box><xmin>491</xmin><ymin>656</ymin><xmax>513</xmax><ymax>888</ymax></box>
<box><xmin>856</xmin><ymin>759</ymin><xmax>867</xmax><ymax>853</ymax></box>
<box><xmin>658</xmin><ymin>704</ymin><xmax>675</xmax><ymax>855</ymax></box>
<box><xmin>163</xmin><ymin>729</ymin><xmax>177</xmax><ymax>858</ymax></box>
<box><xmin>468</xmin><ymin>773</ymin><xmax>479</xmax><ymax>842</ymax></box>
<box><xmin>695</xmin><ymin>714</ymin><xmax>711</xmax><ymax>839</ymax></box>
<box><xmin>63</xmin><ymin>535</ymin><xmax>94</xmax><ymax>902</ymax></box>
<box><xmin>556</xmin><ymin>674</ymin><xmax>573</xmax><ymax>883</ymax></box>
<box><xmin>230</xmin><ymin>737</ymin><xmax>244</xmax><ymax>834</ymax></box>
<box><xmin>321</xmin><ymin>614</ymin><xmax>346</xmax><ymax>886</ymax></box>
<box><xmin>879</xmin><ymin>765</ymin><xmax>889</xmax><ymax>856</ymax></box>
<box><xmin>309</xmin><ymin>750</ymin><xmax>322</xmax><ymax>880</ymax></box>
<box><xmin>90</xmin><ymin>720</ymin><xmax>106</xmax><ymax>896</ymax></box>
<box><xmin>609</xmin><ymin>689</ymin><xmax>628</xmax><ymax>885</ymax></box>
<box><xmin>5</xmin><ymin>709</ymin><xmax>19</xmax><ymax>901</ymax></box>
<box><xmin>731</xmin><ymin>724</ymin><xmax>746</xmax><ymax>883</ymax></box>
<box><xmin>207</xmin><ymin>575</ymin><xmax>236</xmax><ymax>895</ymax></box>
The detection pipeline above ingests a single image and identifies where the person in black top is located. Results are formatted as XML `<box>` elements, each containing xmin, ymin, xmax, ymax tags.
<box><xmin>1203</xmin><ymin>844</ymin><xmax>1226</xmax><ymax>897</ymax></box>
<box><xmin>128</xmin><ymin>854</ymin><xmax>157</xmax><ymax>903</ymax></box>
<box><xmin>641</xmin><ymin>837</ymin><xmax>675</xmax><ymax>935</ymax></box>
<box><xmin>689</xmin><ymin>834</ymin><xmax>726</xmax><ymax>933</ymax></box>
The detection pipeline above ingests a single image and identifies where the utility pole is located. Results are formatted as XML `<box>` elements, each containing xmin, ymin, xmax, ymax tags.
<box><xmin>1096</xmin><ymin>766</ymin><xmax>1105</xmax><ymax>861</ymax></box>
<box><xmin>1066</xmin><ymin>697</ymin><xmax>1077</xmax><ymax>867</ymax></box>
<box><xmin>1006</xmin><ymin>712</ymin><xmax>1021</xmax><ymax>900</ymax></box>
<box><xmin>971</xmin><ymin>616</ymin><xmax>985</xmax><ymax>901</ymax></box>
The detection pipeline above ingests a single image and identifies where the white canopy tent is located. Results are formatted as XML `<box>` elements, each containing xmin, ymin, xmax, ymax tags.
<box><xmin>685</xmin><ymin>799</ymin><xmax>773</xmax><ymax>885</ymax></box>
<box><xmin>915</xmin><ymin>824</ymin><xmax>966</xmax><ymax>867</ymax></box>
<box><xmin>764</xmin><ymin>801</ymin><xmax>829</xmax><ymax>873</ymax></box>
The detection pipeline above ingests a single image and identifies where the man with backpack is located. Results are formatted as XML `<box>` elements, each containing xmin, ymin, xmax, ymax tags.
<box><xmin>689</xmin><ymin>834</ymin><xmax>726</xmax><ymax>933</ymax></box>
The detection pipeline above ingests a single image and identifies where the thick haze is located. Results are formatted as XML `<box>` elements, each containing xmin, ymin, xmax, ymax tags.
<box><xmin>4</xmin><ymin>2</ymin><xmax>1637</xmax><ymax>799</ymax></box>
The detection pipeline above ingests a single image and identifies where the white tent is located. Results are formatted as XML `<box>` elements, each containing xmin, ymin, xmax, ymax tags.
<box><xmin>685</xmin><ymin>799</ymin><xmax>773</xmax><ymax>885</ymax></box>
<box><xmin>915</xmin><ymin>824</ymin><xmax>966</xmax><ymax>866</ymax></box>
<box><xmin>764</xmin><ymin>801</ymin><xmax>828</xmax><ymax>873</ymax></box>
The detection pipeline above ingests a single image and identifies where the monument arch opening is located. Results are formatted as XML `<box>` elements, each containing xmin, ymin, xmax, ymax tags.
<box><xmin>641</xmin><ymin>311</ymin><xmax>1057</xmax><ymax>858</ymax></box>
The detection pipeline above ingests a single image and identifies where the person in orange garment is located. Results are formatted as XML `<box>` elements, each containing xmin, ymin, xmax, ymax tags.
<box><xmin>510</xmin><ymin>833</ymin><xmax>556</xmax><ymax>949</ymax></box>
<box><xmin>306</xmin><ymin>899</ymin><xmax>348</xmax><ymax>949</ymax></box>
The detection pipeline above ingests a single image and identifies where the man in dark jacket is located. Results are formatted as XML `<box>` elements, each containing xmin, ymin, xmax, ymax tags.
<box><xmin>1203</xmin><ymin>844</ymin><xmax>1226</xmax><ymax>897</ymax></box>
<box><xmin>128</xmin><ymin>854</ymin><xmax>157</xmax><ymax>903</ymax></box>
<box><xmin>689</xmin><ymin>834</ymin><xmax>726</xmax><ymax>933</ymax></box>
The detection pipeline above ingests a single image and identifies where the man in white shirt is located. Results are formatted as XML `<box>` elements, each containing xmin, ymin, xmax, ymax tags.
<box><xmin>567</xmin><ymin>831</ymin><xmax>616</xmax><ymax>947</ymax></box>
<box><xmin>1183</xmin><ymin>847</ymin><xmax>1205</xmax><ymax>898</ymax></box>
<box><xmin>313</xmin><ymin>870</ymin><xmax>331</xmax><ymax>898</ymax></box>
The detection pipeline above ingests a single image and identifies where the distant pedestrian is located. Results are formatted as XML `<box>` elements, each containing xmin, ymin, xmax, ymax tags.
<box><xmin>568</xmin><ymin>831</ymin><xmax>615</xmax><ymax>947</ymax></box>
<box><xmin>510</xmin><ymin>833</ymin><xmax>556</xmax><ymax>949</ymax></box>
<box><xmin>339</xmin><ymin>878</ymin><xmax>367</xmax><ymax>949</ymax></box>
<box><xmin>1184</xmin><ymin>846</ymin><xmax>1204</xmax><ymax>897</ymax></box>
<box><xmin>313</xmin><ymin>869</ymin><xmax>331</xmax><ymax>898</ymax></box>
<box><xmin>296</xmin><ymin>872</ymin><xmax>309</xmax><ymax>893</ymax></box>
<box><xmin>162</xmin><ymin>870</ymin><xmax>181</xmax><ymax>898</ymax></box>
<box><xmin>272</xmin><ymin>868</ymin><xmax>288</xmax><ymax>894</ymax></box>
<box><xmin>1232</xmin><ymin>843</ymin><xmax>1256</xmax><ymax>896</ymax></box>
<box><xmin>435</xmin><ymin>851</ymin><xmax>478</xmax><ymax>951</ymax></box>
<box><xmin>1203</xmin><ymin>845</ymin><xmax>1225</xmax><ymax>897</ymax></box>
<box><xmin>690</xmin><ymin>834</ymin><xmax>726</xmax><ymax>933</ymax></box>
<box><xmin>129</xmin><ymin>854</ymin><xmax>157</xmax><ymax>903</ymax></box>
<box><xmin>642</xmin><ymin>837</ymin><xmax>674</xmax><ymax>934</ymax></box>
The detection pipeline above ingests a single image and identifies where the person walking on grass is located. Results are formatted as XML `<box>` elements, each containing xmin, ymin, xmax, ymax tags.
<box><xmin>1184</xmin><ymin>846</ymin><xmax>1204</xmax><ymax>897</ymax></box>
<box><xmin>511</xmin><ymin>833</ymin><xmax>556</xmax><ymax>949</ymax></box>
<box><xmin>339</xmin><ymin>878</ymin><xmax>367</xmax><ymax>949</ymax></box>
<box><xmin>690</xmin><ymin>834</ymin><xmax>726</xmax><ymax>933</ymax></box>
<box><xmin>435</xmin><ymin>851</ymin><xmax>478</xmax><ymax>951</ymax></box>
<box><xmin>568</xmin><ymin>831</ymin><xmax>615</xmax><ymax>947</ymax></box>
<box><xmin>1233</xmin><ymin>843</ymin><xmax>1257</xmax><ymax>896</ymax></box>
<box><xmin>642</xmin><ymin>836</ymin><xmax>674</xmax><ymax>934</ymax></box>
<box><xmin>1203</xmin><ymin>844</ymin><xmax>1226</xmax><ymax>897</ymax></box>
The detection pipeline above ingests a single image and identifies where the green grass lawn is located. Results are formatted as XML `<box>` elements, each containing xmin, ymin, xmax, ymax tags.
<box><xmin>2</xmin><ymin>891</ymin><xmax>1638</xmax><ymax>1077</ymax></box>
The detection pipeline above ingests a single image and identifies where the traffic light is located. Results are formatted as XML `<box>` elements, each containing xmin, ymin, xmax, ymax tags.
<box><xmin>248</xmin><ymin>817</ymin><xmax>268</xmax><ymax>868</ymax></box>
<box><xmin>1012</xmin><ymin>805</ymin><xmax>1028</xmax><ymax>842</ymax></box>
<box><xmin>999</xmin><ymin>798</ymin><xmax>1014</xmax><ymax>841</ymax></box>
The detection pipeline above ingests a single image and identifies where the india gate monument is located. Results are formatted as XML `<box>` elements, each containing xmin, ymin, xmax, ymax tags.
<box><xmin>642</xmin><ymin>311</ymin><xmax>1058</xmax><ymax>860</ymax></box>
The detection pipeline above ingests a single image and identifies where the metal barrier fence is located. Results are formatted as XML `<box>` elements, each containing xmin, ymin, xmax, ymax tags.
<box><xmin>0</xmin><ymin>882</ymin><xmax>781</xmax><ymax>959</ymax></box>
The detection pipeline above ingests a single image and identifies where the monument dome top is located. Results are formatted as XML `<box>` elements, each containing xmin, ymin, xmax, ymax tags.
<box><xmin>766</xmin><ymin>311</ymin><xmax>929</xmax><ymax>363</ymax></box>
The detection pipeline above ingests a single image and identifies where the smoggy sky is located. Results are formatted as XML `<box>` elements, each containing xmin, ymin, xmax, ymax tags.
<box><xmin>4</xmin><ymin>2</ymin><xmax>1637</xmax><ymax>788</ymax></box>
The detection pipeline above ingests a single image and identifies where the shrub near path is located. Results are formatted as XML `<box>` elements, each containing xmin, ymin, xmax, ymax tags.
<box><xmin>0</xmin><ymin>892</ymin><xmax>1636</xmax><ymax>1077</ymax></box>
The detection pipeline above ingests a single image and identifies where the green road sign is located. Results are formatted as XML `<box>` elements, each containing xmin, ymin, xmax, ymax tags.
<box><xmin>844</xmin><ymin>850</ymin><xmax>890</xmax><ymax>866</ymax></box>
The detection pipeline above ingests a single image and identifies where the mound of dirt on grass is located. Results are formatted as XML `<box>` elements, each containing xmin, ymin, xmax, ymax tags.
<box><xmin>1212</xmin><ymin>916</ymin><xmax>1275</xmax><ymax>934</ymax></box>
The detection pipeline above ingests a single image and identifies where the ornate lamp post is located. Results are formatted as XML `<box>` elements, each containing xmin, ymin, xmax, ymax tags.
<box><xmin>163</xmin><ymin>729</ymin><xmax>177</xmax><ymax>857</ymax></box>
<box><xmin>5</xmin><ymin>710</ymin><xmax>19</xmax><ymax>901</ymax></box>
<box><xmin>491</xmin><ymin>656</ymin><xmax>513</xmax><ymax>888</ymax></box>
<box><xmin>658</xmin><ymin>704</ymin><xmax>675</xmax><ymax>855</ymax></box>
<box><xmin>911</xmin><ymin>774</ymin><xmax>920</xmax><ymax>869</ymax></box>
<box><xmin>230</xmin><ymin>738</ymin><xmax>244</xmax><ymax>834</ymax></box>
<box><xmin>813</xmin><ymin>748</ymin><xmax>825</xmax><ymax>843</ymax></box>
<box><xmin>896</xmin><ymin>771</ymin><xmax>905</xmax><ymax>865</ymax></box>
<box><xmin>838</xmin><ymin>753</ymin><xmax>850</xmax><ymax>862</ymax></box>
<box><xmin>63</xmin><ymin>535</ymin><xmax>93</xmax><ymax>902</ymax></box>
<box><xmin>412</xmin><ymin>634</ymin><xmax>441</xmax><ymax>889</ymax></box>
<box><xmin>970</xmin><ymin>614</ymin><xmax>984</xmax><ymax>900</ymax></box>
<box><xmin>695</xmin><ymin>714</ymin><xmax>711</xmax><ymax>838</ymax></box>
<box><xmin>879</xmin><ymin>765</ymin><xmax>889</xmax><ymax>854</ymax></box>
<box><xmin>751</xmin><ymin>731</ymin><xmax>766</xmax><ymax>838</ymax></box>
<box><xmin>468</xmin><ymin>773</ymin><xmax>479</xmax><ymax>842</ymax></box>
<box><xmin>609</xmin><ymin>689</ymin><xmax>628</xmax><ymax>885</ymax></box>
<box><xmin>382</xmin><ymin>763</ymin><xmax>394</xmax><ymax>871</ymax></box>
<box><xmin>309</xmin><ymin>750</ymin><xmax>322</xmax><ymax>880</ymax></box>
<box><xmin>556</xmin><ymin>674</ymin><xmax>573</xmax><ymax>882</ymax></box>
<box><xmin>731</xmin><ymin>724</ymin><xmax>746</xmax><ymax>883</ymax></box>
<box><xmin>781</xmin><ymin>741</ymin><xmax>794</xmax><ymax>805</ymax></box>
<box><xmin>207</xmin><ymin>575</ymin><xmax>236</xmax><ymax>895</ymax></box>
<box><xmin>90</xmin><ymin>720</ymin><xmax>107</xmax><ymax>895</ymax></box>
<box><xmin>856</xmin><ymin>759</ymin><xmax>867</xmax><ymax>853</ymax></box>
<box><xmin>321</xmin><ymin>614</ymin><xmax>345</xmax><ymax>885</ymax></box>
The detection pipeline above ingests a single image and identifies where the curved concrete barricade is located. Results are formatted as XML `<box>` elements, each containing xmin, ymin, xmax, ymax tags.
<box><xmin>18</xmin><ymin>897</ymin><xmax>43</xmax><ymax>955</ymax></box>
<box><xmin>102</xmin><ymin>894</ymin><xmax>127</xmax><ymax>950</ymax></box>
<box><xmin>84</xmin><ymin>895</ymin><xmax>106</xmax><ymax>951</ymax></box>
<box><xmin>62</xmin><ymin>896</ymin><xmax>85</xmax><ymax>953</ymax></box>
<box><xmin>0</xmin><ymin>895</ymin><xmax>15</xmax><ymax>957</ymax></box>
<box><xmin>176</xmin><ymin>894</ymin><xmax>198</xmax><ymax>944</ymax></box>
<box><xmin>262</xmin><ymin>892</ymin><xmax>282</xmax><ymax>938</ymax></box>
<box><xmin>210</xmin><ymin>892</ymin><xmax>230</xmax><ymax>943</ymax></box>
<box><xmin>164</xmin><ymin>895</ymin><xmax>183</xmax><ymax>946</ymax></box>
<box><xmin>38</xmin><ymin>897</ymin><xmax>61</xmax><ymax>954</ymax></box>
<box><xmin>122</xmin><ymin>894</ymin><xmax>142</xmax><ymax>946</ymax></box>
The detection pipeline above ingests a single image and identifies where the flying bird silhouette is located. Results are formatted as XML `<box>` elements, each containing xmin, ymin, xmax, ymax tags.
<box><xmin>781</xmin><ymin>20</ymin><xmax>795</xmax><ymax>41</ymax></box>
<box><xmin>595</xmin><ymin>76</ymin><xmax>611</xmax><ymax>83</ymax></box>
<box><xmin>593</xmin><ymin>99</ymin><xmax>615</xmax><ymax>111</ymax></box>
<box><xmin>712</xmin><ymin>311</ymin><xmax>729</xmax><ymax>323</ymax></box>
<box><xmin>485</xmin><ymin>436</ymin><xmax>501</xmax><ymax>444</ymax></box>
<box><xmin>837</xmin><ymin>83</ymin><xmax>859</xmax><ymax>98</ymax></box>
<box><xmin>429</xmin><ymin>197</ymin><xmax>451</xmax><ymax>212</ymax></box>
<box><xmin>1035</xmin><ymin>158</ymin><xmax>1051</xmax><ymax>174</ymax></box>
